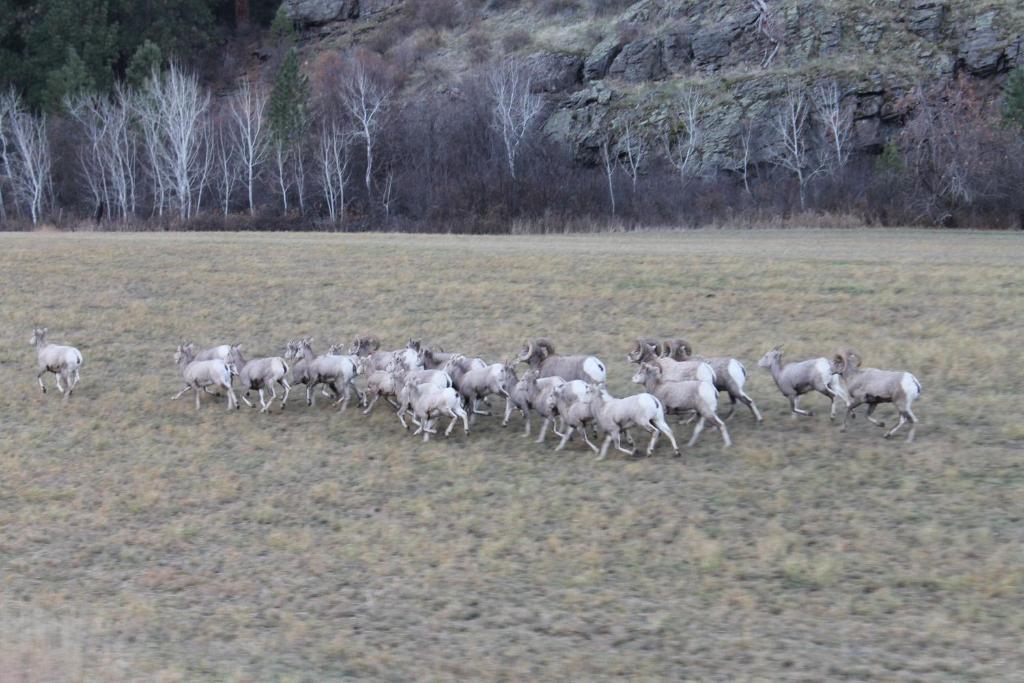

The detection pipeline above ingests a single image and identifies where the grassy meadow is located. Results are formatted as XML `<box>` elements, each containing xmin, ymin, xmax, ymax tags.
<box><xmin>0</xmin><ymin>229</ymin><xmax>1022</xmax><ymax>681</ymax></box>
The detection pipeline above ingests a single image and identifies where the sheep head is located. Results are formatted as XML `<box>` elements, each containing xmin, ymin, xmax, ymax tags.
<box><xmin>628</xmin><ymin>338</ymin><xmax>661</xmax><ymax>363</ymax></box>
<box><xmin>663</xmin><ymin>338</ymin><xmax>693</xmax><ymax>361</ymax></box>
<box><xmin>350</xmin><ymin>335</ymin><xmax>380</xmax><ymax>356</ymax></box>
<box><xmin>831</xmin><ymin>347</ymin><xmax>862</xmax><ymax>376</ymax></box>
<box><xmin>758</xmin><ymin>345</ymin><xmax>783</xmax><ymax>368</ymax></box>
<box><xmin>29</xmin><ymin>326</ymin><xmax>48</xmax><ymax>346</ymax></box>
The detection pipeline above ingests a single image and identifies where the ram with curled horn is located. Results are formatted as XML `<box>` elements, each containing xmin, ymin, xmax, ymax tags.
<box><xmin>517</xmin><ymin>337</ymin><xmax>606</xmax><ymax>384</ymax></box>
<box><xmin>626</xmin><ymin>338</ymin><xmax>716</xmax><ymax>387</ymax></box>
<box><xmin>832</xmin><ymin>347</ymin><xmax>922</xmax><ymax>442</ymax></box>
<box><xmin>659</xmin><ymin>337</ymin><xmax>762</xmax><ymax>422</ymax></box>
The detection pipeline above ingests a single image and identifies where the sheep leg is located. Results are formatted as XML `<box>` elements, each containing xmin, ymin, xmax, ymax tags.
<box><xmin>688</xmin><ymin>417</ymin><xmax>706</xmax><ymax>447</ymax></box>
<box><xmin>720</xmin><ymin>395</ymin><xmax>738</xmax><ymax>420</ymax></box>
<box><xmin>884</xmin><ymin>414</ymin><xmax>908</xmax><ymax>440</ymax></box>
<box><xmin>363</xmin><ymin>392</ymin><xmax>380</xmax><ymax>415</ymax></box>
<box><xmin>279</xmin><ymin>379</ymin><xmax>290</xmax><ymax>409</ymax></box>
<box><xmin>335</xmin><ymin>382</ymin><xmax>351</xmax><ymax>412</ymax></box>
<box><xmin>54</xmin><ymin>372</ymin><xmax>66</xmax><ymax>395</ymax></box>
<box><xmin>457</xmin><ymin>405</ymin><xmax>470</xmax><ymax>434</ymax></box>
<box><xmin>240</xmin><ymin>392</ymin><xmax>254</xmax><ymax>408</ymax></box>
<box><xmin>646</xmin><ymin>426</ymin><xmax>659</xmax><ymax>457</ymax></box>
<box><xmin>555</xmin><ymin>425</ymin><xmax>574</xmax><ymax>451</ymax></box>
<box><xmin>790</xmin><ymin>396</ymin><xmax>813</xmax><ymax>417</ymax></box>
<box><xmin>194</xmin><ymin>386</ymin><xmax>202</xmax><ymax>411</ymax></box>
<box><xmin>903</xmin><ymin>407</ymin><xmax>917</xmax><ymax>442</ymax></box>
<box><xmin>535</xmin><ymin>417</ymin><xmax>552</xmax><ymax>444</ymax></box>
<box><xmin>306</xmin><ymin>383</ymin><xmax>315</xmax><ymax>407</ymax></box>
<box><xmin>580</xmin><ymin>425</ymin><xmax>599</xmax><ymax>453</ymax></box>
<box><xmin>841</xmin><ymin>398</ymin><xmax>863</xmax><ymax>432</ymax></box>
<box><xmin>385</xmin><ymin>397</ymin><xmax>401</xmax><ymax>409</ymax></box>
<box><xmin>38</xmin><ymin>370</ymin><xmax>48</xmax><ymax>394</ymax></box>
<box><xmin>471</xmin><ymin>397</ymin><xmax>490</xmax><ymax>416</ymax></box>
<box><xmin>653</xmin><ymin>416</ymin><xmax>680</xmax><ymax>455</ymax></box>
<box><xmin>226</xmin><ymin>385</ymin><xmax>239</xmax><ymax>410</ymax></box>
<box><xmin>523</xmin><ymin>413</ymin><xmax>532</xmax><ymax>437</ymax></box>
<box><xmin>614</xmin><ymin>430</ymin><xmax>636</xmax><ymax>456</ymax></box>
<box><xmin>715</xmin><ymin>416</ymin><xmax>732</xmax><ymax>447</ymax></box>
<box><xmin>397</xmin><ymin>406</ymin><xmax>410</xmax><ymax>430</ymax></box>
<box><xmin>502</xmin><ymin>398</ymin><xmax>513</xmax><ymax>427</ymax></box>
<box><xmin>171</xmin><ymin>384</ymin><xmax>192</xmax><ymax>401</ymax></box>
<box><xmin>597</xmin><ymin>433</ymin><xmax>614</xmax><ymax>461</ymax></box>
<box><xmin>865</xmin><ymin>403</ymin><xmax>886</xmax><ymax>428</ymax></box>
<box><xmin>741</xmin><ymin>392</ymin><xmax>763</xmax><ymax>422</ymax></box>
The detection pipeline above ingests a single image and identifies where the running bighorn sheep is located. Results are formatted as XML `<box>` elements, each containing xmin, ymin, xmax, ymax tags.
<box><xmin>226</xmin><ymin>345</ymin><xmax>291</xmax><ymax>413</ymax></box>
<box><xmin>832</xmin><ymin>348</ymin><xmax>922</xmax><ymax>442</ymax></box>
<box><xmin>30</xmin><ymin>327</ymin><xmax>83</xmax><ymax>399</ymax></box>
<box><xmin>642</xmin><ymin>338</ymin><xmax>762</xmax><ymax>422</ymax></box>
<box><xmin>551</xmin><ymin>380</ymin><xmax>598</xmax><ymax>452</ymax></box>
<box><xmin>626</xmin><ymin>339</ymin><xmax>716</xmax><ymax>384</ymax></box>
<box><xmin>758</xmin><ymin>345</ymin><xmax>849</xmax><ymax>418</ymax></box>
<box><xmin>517</xmin><ymin>338</ymin><xmax>606</xmax><ymax>383</ymax></box>
<box><xmin>404</xmin><ymin>382</ymin><xmax>470</xmax><ymax>442</ymax></box>
<box><xmin>586</xmin><ymin>384</ymin><xmax>680</xmax><ymax>461</ymax></box>
<box><xmin>445</xmin><ymin>356</ymin><xmax>510</xmax><ymax>422</ymax></box>
<box><xmin>172</xmin><ymin>344</ymin><xmax>238</xmax><ymax>410</ymax></box>
<box><xmin>511</xmin><ymin>369</ymin><xmax>563</xmax><ymax>443</ymax></box>
<box><xmin>632</xmin><ymin>362</ymin><xmax>731</xmax><ymax>448</ymax></box>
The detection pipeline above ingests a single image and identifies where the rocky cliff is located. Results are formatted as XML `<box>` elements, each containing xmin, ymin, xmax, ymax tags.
<box><xmin>282</xmin><ymin>0</ymin><xmax>1024</xmax><ymax>168</ymax></box>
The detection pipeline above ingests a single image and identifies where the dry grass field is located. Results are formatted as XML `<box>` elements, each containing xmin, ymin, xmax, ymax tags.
<box><xmin>0</xmin><ymin>229</ymin><xmax>1022</xmax><ymax>682</ymax></box>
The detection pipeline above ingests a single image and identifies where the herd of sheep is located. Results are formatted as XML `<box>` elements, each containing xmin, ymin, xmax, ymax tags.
<box><xmin>30</xmin><ymin>327</ymin><xmax>923</xmax><ymax>458</ymax></box>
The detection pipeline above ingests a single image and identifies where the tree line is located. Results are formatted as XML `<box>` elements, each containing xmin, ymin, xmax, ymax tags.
<box><xmin>2</xmin><ymin>35</ymin><xmax>1024</xmax><ymax>231</ymax></box>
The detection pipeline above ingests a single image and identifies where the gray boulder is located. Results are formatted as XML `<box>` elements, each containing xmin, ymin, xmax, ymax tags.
<box><xmin>525</xmin><ymin>51</ymin><xmax>583</xmax><ymax>93</ymax></box>
<box><xmin>583</xmin><ymin>37</ymin><xmax>624</xmax><ymax>80</ymax></box>
<box><xmin>608</xmin><ymin>38</ymin><xmax>666</xmax><ymax>82</ymax></box>
<box><xmin>284</xmin><ymin>0</ymin><xmax>357</xmax><ymax>25</ymax></box>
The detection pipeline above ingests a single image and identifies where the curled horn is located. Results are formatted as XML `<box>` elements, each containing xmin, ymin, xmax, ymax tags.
<box><xmin>831</xmin><ymin>347</ymin><xmax>859</xmax><ymax>375</ymax></box>
<box><xmin>517</xmin><ymin>339</ymin><xmax>534</xmax><ymax>362</ymax></box>
<box><xmin>664</xmin><ymin>338</ymin><xmax>693</xmax><ymax>361</ymax></box>
<box><xmin>534</xmin><ymin>338</ymin><xmax>556</xmax><ymax>358</ymax></box>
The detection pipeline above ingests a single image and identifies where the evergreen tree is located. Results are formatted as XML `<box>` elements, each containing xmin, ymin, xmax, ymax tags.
<box><xmin>1003</xmin><ymin>68</ymin><xmax>1024</xmax><ymax>130</ymax></box>
<box><xmin>43</xmin><ymin>46</ymin><xmax>95</xmax><ymax>109</ymax></box>
<box><xmin>126</xmin><ymin>40</ymin><xmax>163</xmax><ymax>89</ymax></box>
<box><xmin>268</xmin><ymin>47</ymin><xmax>309</xmax><ymax>146</ymax></box>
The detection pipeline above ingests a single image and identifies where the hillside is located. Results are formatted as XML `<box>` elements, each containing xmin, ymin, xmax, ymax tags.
<box><xmin>284</xmin><ymin>0</ymin><xmax>1024</xmax><ymax>166</ymax></box>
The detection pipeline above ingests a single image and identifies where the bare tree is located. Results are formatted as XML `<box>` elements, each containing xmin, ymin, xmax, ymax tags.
<box><xmin>600</xmin><ymin>135</ymin><xmax>617</xmax><ymax>215</ymax></box>
<box><xmin>616</xmin><ymin>109</ymin><xmax>647</xmax><ymax>195</ymax></box>
<box><xmin>4</xmin><ymin>91</ymin><xmax>52</xmax><ymax>225</ymax></box>
<box><xmin>137</xmin><ymin>64</ymin><xmax>211</xmax><ymax>221</ymax></box>
<box><xmin>813</xmin><ymin>80</ymin><xmax>853</xmax><ymax>172</ymax></box>
<box><xmin>66</xmin><ymin>87</ymin><xmax>139</xmax><ymax>222</ymax></box>
<box><xmin>770</xmin><ymin>86</ymin><xmax>825</xmax><ymax>209</ymax></box>
<box><xmin>487</xmin><ymin>58</ymin><xmax>544</xmax><ymax>180</ymax></box>
<box><xmin>215</xmin><ymin>122</ymin><xmax>238</xmax><ymax>216</ymax></box>
<box><xmin>316</xmin><ymin>122</ymin><xmax>351</xmax><ymax>224</ymax></box>
<box><xmin>338</xmin><ymin>51</ymin><xmax>392</xmax><ymax>203</ymax></box>
<box><xmin>228</xmin><ymin>80</ymin><xmax>269</xmax><ymax>215</ymax></box>
<box><xmin>736</xmin><ymin>118</ymin><xmax>759</xmax><ymax>195</ymax></box>
<box><xmin>0</xmin><ymin>92</ymin><xmax>16</xmax><ymax>221</ymax></box>
<box><xmin>661</xmin><ymin>87</ymin><xmax>705</xmax><ymax>188</ymax></box>
<box><xmin>752</xmin><ymin>0</ymin><xmax>783</xmax><ymax>68</ymax></box>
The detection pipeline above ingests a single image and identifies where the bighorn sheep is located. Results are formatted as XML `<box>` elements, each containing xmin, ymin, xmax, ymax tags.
<box><xmin>757</xmin><ymin>345</ymin><xmax>849</xmax><ymax>418</ymax></box>
<box><xmin>517</xmin><ymin>338</ymin><xmax>606</xmax><ymax>383</ymax></box>
<box><xmin>639</xmin><ymin>338</ymin><xmax>762</xmax><ymax>422</ymax></box>
<box><xmin>632</xmin><ymin>363</ymin><xmax>731</xmax><ymax>447</ymax></box>
<box><xmin>832</xmin><ymin>348</ymin><xmax>922</xmax><ymax>442</ymax></box>
<box><xmin>586</xmin><ymin>383</ymin><xmax>680</xmax><ymax>461</ymax></box>
<box><xmin>30</xmin><ymin>327</ymin><xmax>83</xmax><ymax>399</ymax></box>
<box><xmin>362</xmin><ymin>360</ymin><xmax>402</xmax><ymax>415</ymax></box>
<box><xmin>172</xmin><ymin>344</ymin><xmax>238</xmax><ymax>410</ymax></box>
<box><xmin>225</xmin><ymin>345</ymin><xmax>290</xmax><ymax>413</ymax></box>
<box><xmin>551</xmin><ymin>380</ymin><xmax>598</xmax><ymax>452</ymax></box>
<box><xmin>445</xmin><ymin>356</ymin><xmax>509</xmax><ymax>422</ymax></box>
<box><xmin>350</xmin><ymin>335</ymin><xmax>421</xmax><ymax>373</ymax></box>
<box><xmin>404</xmin><ymin>382</ymin><xmax>470</xmax><ymax>442</ymax></box>
<box><xmin>419</xmin><ymin>346</ymin><xmax>457</xmax><ymax>370</ymax></box>
<box><xmin>29</xmin><ymin>327</ymin><xmax>82</xmax><ymax>401</ymax></box>
<box><xmin>284</xmin><ymin>337</ymin><xmax>316</xmax><ymax>392</ymax></box>
<box><xmin>512</xmin><ymin>369</ymin><xmax>564</xmax><ymax>443</ymax></box>
<box><xmin>501</xmin><ymin>365</ymin><xmax>533</xmax><ymax>435</ymax></box>
<box><xmin>303</xmin><ymin>342</ymin><xmax>363</xmax><ymax>410</ymax></box>
<box><xmin>626</xmin><ymin>339</ymin><xmax>716</xmax><ymax>384</ymax></box>
<box><xmin>389</xmin><ymin>359</ymin><xmax>453</xmax><ymax>428</ymax></box>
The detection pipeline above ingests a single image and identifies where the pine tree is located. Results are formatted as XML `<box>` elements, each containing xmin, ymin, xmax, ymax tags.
<box><xmin>1003</xmin><ymin>68</ymin><xmax>1024</xmax><ymax>129</ymax></box>
<box><xmin>268</xmin><ymin>47</ymin><xmax>309</xmax><ymax>146</ymax></box>
<box><xmin>126</xmin><ymin>40</ymin><xmax>163</xmax><ymax>89</ymax></box>
<box><xmin>43</xmin><ymin>47</ymin><xmax>95</xmax><ymax>110</ymax></box>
